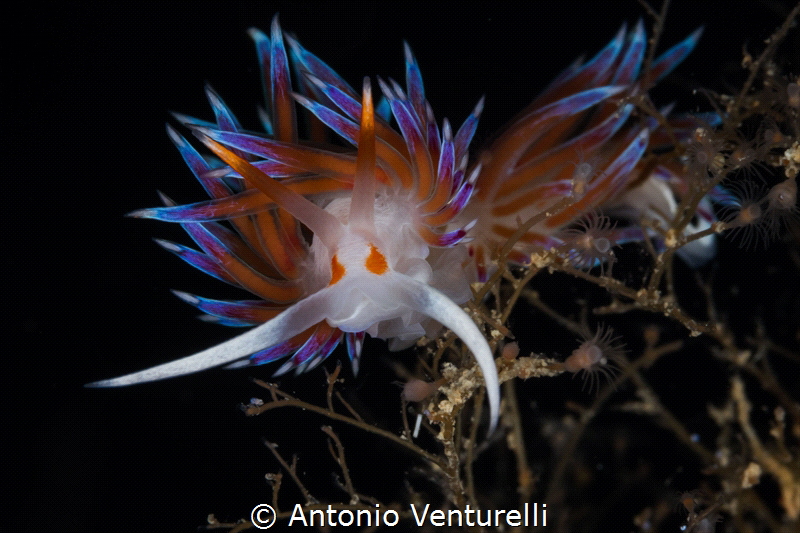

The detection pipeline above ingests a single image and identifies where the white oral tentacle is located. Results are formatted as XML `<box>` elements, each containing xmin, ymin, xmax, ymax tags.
<box><xmin>388</xmin><ymin>272</ymin><xmax>500</xmax><ymax>433</ymax></box>
<box><xmin>86</xmin><ymin>286</ymin><xmax>337</xmax><ymax>387</ymax></box>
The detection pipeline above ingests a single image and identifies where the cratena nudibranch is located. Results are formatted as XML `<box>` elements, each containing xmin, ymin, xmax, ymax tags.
<box><xmin>462</xmin><ymin>20</ymin><xmax>718</xmax><ymax>279</ymax></box>
<box><xmin>88</xmin><ymin>18</ymin><xmax>500</xmax><ymax>431</ymax></box>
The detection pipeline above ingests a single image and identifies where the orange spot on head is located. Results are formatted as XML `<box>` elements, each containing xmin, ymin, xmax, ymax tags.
<box><xmin>329</xmin><ymin>255</ymin><xmax>345</xmax><ymax>285</ymax></box>
<box><xmin>365</xmin><ymin>245</ymin><xmax>388</xmax><ymax>275</ymax></box>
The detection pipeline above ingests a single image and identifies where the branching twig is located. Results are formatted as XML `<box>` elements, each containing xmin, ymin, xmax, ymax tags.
<box><xmin>731</xmin><ymin>376</ymin><xmax>800</xmax><ymax>520</ymax></box>
<box><xmin>263</xmin><ymin>440</ymin><xmax>318</xmax><ymax>505</ymax></box>
<box><xmin>734</xmin><ymin>2</ymin><xmax>800</xmax><ymax>116</ymax></box>
<box><xmin>248</xmin><ymin>379</ymin><xmax>442</xmax><ymax>465</ymax></box>
<box><xmin>322</xmin><ymin>425</ymin><xmax>358</xmax><ymax>503</ymax></box>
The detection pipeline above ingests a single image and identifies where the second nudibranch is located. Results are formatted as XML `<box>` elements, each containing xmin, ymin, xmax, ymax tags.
<box><xmin>462</xmin><ymin>21</ymin><xmax>716</xmax><ymax>278</ymax></box>
<box><xmin>89</xmin><ymin>20</ymin><xmax>499</xmax><ymax>432</ymax></box>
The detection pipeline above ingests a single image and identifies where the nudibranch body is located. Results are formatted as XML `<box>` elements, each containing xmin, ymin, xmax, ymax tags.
<box><xmin>462</xmin><ymin>21</ymin><xmax>717</xmax><ymax>278</ymax></box>
<box><xmin>89</xmin><ymin>18</ymin><xmax>717</xmax><ymax>437</ymax></box>
<box><xmin>89</xmin><ymin>19</ymin><xmax>500</xmax><ymax>432</ymax></box>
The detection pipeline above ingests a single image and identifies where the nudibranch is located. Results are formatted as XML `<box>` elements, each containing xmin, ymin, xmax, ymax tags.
<box><xmin>88</xmin><ymin>19</ymin><xmax>500</xmax><ymax>432</ymax></box>
<box><xmin>461</xmin><ymin>21</ymin><xmax>717</xmax><ymax>278</ymax></box>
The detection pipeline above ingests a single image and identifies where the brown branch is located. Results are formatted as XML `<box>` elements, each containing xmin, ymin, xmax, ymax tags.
<box><xmin>248</xmin><ymin>379</ymin><xmax>442</xmax><ymax>465</ymax></box>
<box><xmin>731</xmin><ymin>376</ymin><xmax>800</xmax><ymax>520</ymax></box>
<box><xmin>734</xmin><ymin>2</ymin><xmax>800</xmax><ymax>115</ymax></box>
<box><xmin>321</xmin><ymin>425</ymin><xmax>358</xmax><ymax>502</ymax></box>
<box><xmin>263</xmin><ymin>439</ymin><xmax>318</xmax><ymax>504</ymax></box>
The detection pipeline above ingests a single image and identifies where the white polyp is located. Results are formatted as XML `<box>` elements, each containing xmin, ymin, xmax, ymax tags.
<box><xmin>594</xmin><ymin>237</ymin><xmax>611</xmax><ymax>254</ymax></box>
<box><xmin>575</xmin><ymin>162</ymin><xmax>593</xmax><ymax>180</ymax></box>
<box><xmin>585</xmin><ymin>345</ymin><xmax>603</xmax><ymax>364</ymax></box>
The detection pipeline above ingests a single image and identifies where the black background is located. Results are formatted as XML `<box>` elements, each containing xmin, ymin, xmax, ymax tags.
<box><xmin>12</xmin><ymin>1</ymin><xmax>797</xmax><ymax>531</ymax></box>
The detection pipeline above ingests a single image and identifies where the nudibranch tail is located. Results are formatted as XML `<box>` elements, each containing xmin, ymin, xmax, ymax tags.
<box><xmin>86</xmin><ymin>283</ymin><xmax>336</xmax><ymax>388</ymax></box>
